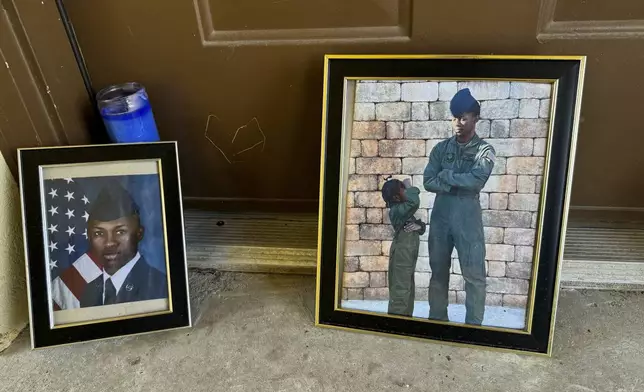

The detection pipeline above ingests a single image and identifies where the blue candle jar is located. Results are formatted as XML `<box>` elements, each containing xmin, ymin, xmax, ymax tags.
<box><xmin>96</xmin><ymin>82</ymin><xmax>160</xmax><ymax>143</ymax></box>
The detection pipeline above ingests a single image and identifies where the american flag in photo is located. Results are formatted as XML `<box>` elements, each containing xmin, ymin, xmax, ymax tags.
<box><xmin>45</xmin><ymin>177</ymin><xmax>102</xmax><ymax>310</ymax></box>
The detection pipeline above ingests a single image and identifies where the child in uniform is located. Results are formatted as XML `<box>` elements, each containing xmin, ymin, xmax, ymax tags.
<box><xmin>381</xmin><ymin>177</ymin><xmax>427</xmax><ymax>317</ymax></box>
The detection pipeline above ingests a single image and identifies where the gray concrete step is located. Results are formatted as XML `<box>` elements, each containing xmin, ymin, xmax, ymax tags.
<box><xmin>184</xmin><ymin>209</ymin><xmax>644</xmax><ymax>290</ymax></box>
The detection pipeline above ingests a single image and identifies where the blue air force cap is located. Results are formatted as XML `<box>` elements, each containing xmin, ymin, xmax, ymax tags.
<box><xmin>88</xmin><ymin>181</ymin><xmax>140</xmax><ymax>222</ymax></box>
<box><xmin>450</xmin><ymin>88</ymin><xmax>480</xmax><ymax>118</ymax></box>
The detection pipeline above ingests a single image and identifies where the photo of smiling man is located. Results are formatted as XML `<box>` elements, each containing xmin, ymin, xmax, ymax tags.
<box><xmin>79</xmin><ymin>183</ymin><xmax>168</xmax><ymax>307</ymax></box>
<box><xmin>44</xmin><ymin>160</ymin><xmax>170</xmax><ymax>326</ymax></box>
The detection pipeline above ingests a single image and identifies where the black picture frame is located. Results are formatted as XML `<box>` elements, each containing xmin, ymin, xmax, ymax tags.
<box><xmin>18</xmin><ymin>141</ymin><xmax>191</xmax><ymax>349</ymax></box>
<box><xmin>315</xmin><ymin>55</ymin><xmax>586</xmax><ymax>356</ymax></box>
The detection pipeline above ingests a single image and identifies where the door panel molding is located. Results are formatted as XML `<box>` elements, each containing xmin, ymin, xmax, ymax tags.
<box><xmin>537</xmin><ymin>0</ymin><xmax>644</xmax><ymax>40</ymax></box>
<box><xmin>194</xmin><ymin>0</ymin><xmax>412</xmax><ymax>45</ymax></box>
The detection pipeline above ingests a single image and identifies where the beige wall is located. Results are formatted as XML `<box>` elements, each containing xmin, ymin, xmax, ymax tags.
<box><xmin>0</xmin><ymin>153</ymin><xmax>27</xmax><ymax>351</ymax></box>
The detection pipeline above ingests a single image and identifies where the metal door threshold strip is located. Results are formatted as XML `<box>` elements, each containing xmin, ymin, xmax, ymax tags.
<box><xmin>184</xmin><ymin>210</ymin><xmax>644</xmax><ymax>290</ymax></box>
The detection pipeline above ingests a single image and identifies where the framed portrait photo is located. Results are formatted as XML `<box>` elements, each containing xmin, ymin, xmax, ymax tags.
<box><xmin>315</xmin><ymin>55</ymin><xmax>586</xmax><ymax>355</ymax></box>
<box><xmin>18</xmin><ymin>141</ymin><xmax>191</xmax><ymax>349</ymax></box>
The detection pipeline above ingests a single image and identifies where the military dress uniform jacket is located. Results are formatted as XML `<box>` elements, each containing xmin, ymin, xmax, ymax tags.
<box><xmin>80</xmin><ymin>256</ymin><xmax>168</xmax><ymax>308</ymax></box>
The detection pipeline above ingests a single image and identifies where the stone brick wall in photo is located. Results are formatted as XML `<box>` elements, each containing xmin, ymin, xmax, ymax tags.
<box><xmin>342</xmin><ymin>80</ymin><xmax>552</xmax><ymax>309</ymax></box>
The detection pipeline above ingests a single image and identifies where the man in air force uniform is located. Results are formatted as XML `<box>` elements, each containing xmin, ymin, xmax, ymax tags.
<box><xmin>80</xmin><ymin>183</ymin><xmax>168</xmax><ymax>307</ymax></box>
<box><xmin>422</xmin><ymin>88</ymin><xmax>496</xmax><ymax>325</ymax></box>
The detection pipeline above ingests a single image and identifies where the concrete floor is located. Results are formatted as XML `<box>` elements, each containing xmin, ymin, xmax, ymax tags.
<box><xmin>1</xmin><ymin>270</ymin><xmax>644</xmax><ymax>392</ymax></box>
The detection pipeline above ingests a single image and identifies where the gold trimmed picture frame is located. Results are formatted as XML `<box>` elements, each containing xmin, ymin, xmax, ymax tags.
<box><xmin>315</xmin><ymin>55</ymin><xmax>586</xmax><ymax>355</ymax></box>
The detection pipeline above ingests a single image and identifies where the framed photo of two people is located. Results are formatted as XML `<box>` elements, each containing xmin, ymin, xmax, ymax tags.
<box><xmin>315</xmin><ymin>55</ymin><xmax>586</xmax><ymax>356</ymax></box>
<box><xmin>18</xmin><ymin>141</ymin><xmax>191</xmax><ymax>349</ymax></box>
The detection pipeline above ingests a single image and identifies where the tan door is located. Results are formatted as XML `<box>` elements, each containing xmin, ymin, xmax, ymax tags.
<box><xmin>62</xmin><ymin>0</ymin><xmax>644</xmax><ymax>209</ymax></box>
